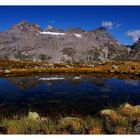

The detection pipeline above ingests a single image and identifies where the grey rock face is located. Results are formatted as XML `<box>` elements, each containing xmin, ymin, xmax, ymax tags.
<box><xmin>129</xmin><ymin>39</ymin><xmax>140</xmax><ymax>60</ymax></box>
<box><xmin>67</xmin><ymin>27</ymin><xmax>85</xmax><ymax>34</ymax></box>
<box><xmin>0</xmin><ymin>21</ymin><xmax>129</xmax><ymax>64</ymax></box>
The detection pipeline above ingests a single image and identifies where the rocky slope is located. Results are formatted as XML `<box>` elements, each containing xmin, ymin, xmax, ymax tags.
<box><xmin>129</xmin><ymin>39</ymin><xmax>140</xmax><ymax>60</ymax></box>
<box><xmin>0</xmin><ymin>21</ymin><xmax>130</xmax><ymax>64</ymax></box>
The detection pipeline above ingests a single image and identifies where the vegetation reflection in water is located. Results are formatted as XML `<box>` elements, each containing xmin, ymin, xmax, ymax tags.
<box><xmin>0</xmin><ymin>74</ymin><xmax>140</xmax><ymax>117</ymax></box>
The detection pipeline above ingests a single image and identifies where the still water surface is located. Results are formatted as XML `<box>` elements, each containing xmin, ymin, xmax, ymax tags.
<box><xmin>0</xmin><ymin>74</ymin><xmax>140</xmax><ymax>117</ymax></box>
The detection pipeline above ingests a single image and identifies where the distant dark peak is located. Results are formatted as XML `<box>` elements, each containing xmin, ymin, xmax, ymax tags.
<box><xmin>18</xmin><ymin>20</ymin><xmax>29</xmax><ymax>25</ymax></box>
<box><xmin>67</xmin><ymin>27</ymin><xmax>85</xmax><ymax>34</ymax></box>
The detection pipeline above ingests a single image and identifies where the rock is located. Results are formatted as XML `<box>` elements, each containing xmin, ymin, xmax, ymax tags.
<box><xmin>112</xmin><ymin>65</ymin><xmax>118</xmax><ymax>69</ymax></box>
<box><xmin>134</xmin><ymin>123</ymin><xmax>140</xmax><ymax>133</ymax></box>
<box><xmin>0</xmin><ymin>21</ymin><xmax>128</xmax><ymax>64</ymax></box>
<box><xmin>120</xmin><ymin>103</ymin><xmax>140</xmax><ymax>114</ymax></box>
<box><xmin>119</xmin><ymin>103</ymin><xmax>133</xmax><ymax>109</ymax></box>
<box><xmin>73</xmin><ymin>76</ymin><xmax>81</xmax><ymax>80</ymax></box>
<box><xmin>135</xmin><ymin>72</ymin><xmax>140</xmax><ymax>75</ymax></box>
<box><xmin>4</xmin><ymin>69</ymin><xmax>11</xmax><ymax>74</ymax></box>
<box><xmin>67</xmin><ymin>27</ymin><xmax>85</xmax><ymax>34</ymax></box>
<box><xmin>110</xmin><ymin>70</ymin><xmax>114</xmax><ymax>73</ymax></box>
<box><xmin>28</xmin><ymin>112</ymin><xmax>40</xmax><ymax>121</ymax></box>
<box><xmin>65</xmin><ymin>65</ymin><xmax>71</xmax><ymax>68</ymax></box>
<box><xmin>133</xmin><ymin>105</ymin><xmax>140</xmax><ymax>113</ymax></box>
<box><xmin>100</xmin><ymin>109</ymin><xmax>116</xmax><ymax>116</ymax></box>
<box><xmin>130</xmin><ymin>39</ymin><xmax>140</xmax><ymax>60</ymax></box>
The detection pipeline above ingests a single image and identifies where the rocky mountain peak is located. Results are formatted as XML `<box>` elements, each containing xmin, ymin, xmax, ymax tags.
<box><xmin>131</xmin><ymin>38</ymin><xmax>140</xmax><ymax>50</ymax></box>
<box><xmin>44</xmin><ymin>25</ymin><xmax>65</xmax><ymax>33</ymax></box>
<box><xmin>67</xmin><ymin>27</ymin><xmax>85</xmax><ymax>34</ymax></box>
<box><xmin>0</xmin><ymin>20</ymin><xmax>133</xmax><ymax>63</ymax></box>
<box><xmin>128</xmin><ymin>38</ymin><xmax>140</xmax><ymax>60</ymax></box>
<box><xmin>132</xmin><ymin>38</ymin><xmax>140</xmax><ymax>47</ymax></box>
<box><xmin>17</xmin><ymin>20</ymin><xmax>29</xmax><ymax>26</ymax></box>
<box><xmin>10</xmin><ymin>21</ymin><xmax>42</xmax><ymax>32</ymax></box>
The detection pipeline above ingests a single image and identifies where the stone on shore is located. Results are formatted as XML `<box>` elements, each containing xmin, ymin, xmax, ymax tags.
<box><xmin>119</xmin><ymin>103</ymin><xmax>133</xmax><ymax>109</ymax></box>
<box><xmin>28</xmin><ymin>112</ymin><xmax>40</xmax><ymax>121</ymax></box>
<box><xmin>4</xmin><ymin>69</ymin><xmax>11</xmax><ymax>74</ymax></box>
<box><xmin>100</xmin><ymin>109</ymin><xmax>117</xmax><ymax>116</ymax></box>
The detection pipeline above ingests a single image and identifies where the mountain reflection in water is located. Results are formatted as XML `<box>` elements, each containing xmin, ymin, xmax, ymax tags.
<box><xmin>0</xmin><ymin>75</ymin><xmax>140</xmax><ymax>117</ymax></box>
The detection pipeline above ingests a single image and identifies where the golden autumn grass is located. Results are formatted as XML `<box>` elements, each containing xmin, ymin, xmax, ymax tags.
<box><xmin>0</xmin><ymin>59</ymin><xmax>140</xmax><ymax>78</ymax></box>
<box><xmin>0</xmin><ymin>103</ymin><xmax>140</xmax><ymax>134</ymax></box>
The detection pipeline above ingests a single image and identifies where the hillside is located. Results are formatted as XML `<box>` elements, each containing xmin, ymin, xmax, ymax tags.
<box><xmin>0</xmin><ymin>21</ymin><xmax>130</xmax><ymax>65</ymax></box>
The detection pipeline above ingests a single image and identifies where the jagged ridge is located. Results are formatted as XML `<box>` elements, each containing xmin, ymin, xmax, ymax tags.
<box><xmin>0</xmin><ymin>20</ymin><xmax>135</xmax><ymax>64</ymax></box>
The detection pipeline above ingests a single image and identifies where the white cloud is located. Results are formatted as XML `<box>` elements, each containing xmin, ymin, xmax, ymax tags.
<box><xmin>127</xmin><ymin>30</ymin><xmax>140</xmax><ymax>42</ymax></box>
<box><xmin>101</xmin><ymin>21</ymin><xmax>122</xmax><ymax>29</ymax></box>
<box><xmin>102</xmin><ymin>21</ymin><xmax>113</xmax><ymax>29</ymax></box>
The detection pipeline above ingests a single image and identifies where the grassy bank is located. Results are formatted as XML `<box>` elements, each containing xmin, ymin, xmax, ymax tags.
<box><xmin>0</xmin><ymin>59</ymin><xmax>140</xmax><ymax>77</ymax></box>
<box><xmin>0</xmin><ymin>103</ymin><xmax>140</xmax><ymax>134</ymax></box>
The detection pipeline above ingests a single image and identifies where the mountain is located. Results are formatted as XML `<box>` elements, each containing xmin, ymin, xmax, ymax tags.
<box><xmin>129</xmin><ymin>38</ymin><xmax>140</xmax><ymax>60</ymax></box>
<box><xmin>0</xmin><ymin>21</ymin><xmax>129</xmax><ymax>64</ymax></box>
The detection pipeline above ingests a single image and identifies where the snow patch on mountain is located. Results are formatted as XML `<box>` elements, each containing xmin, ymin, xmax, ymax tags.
<box><xmin>39</xmin><ymin>31</ymin><xmax>65</xmax><ymax>36</ymax></box>
<box><xmin>39</xmin><ymin>31</ymin><xmax>82</xmax><ymax>38</ymax></box>
<box><xmin>75</xmin><ymin>34</ymin><xmax>82</xmax><ymax>38</ymax></box>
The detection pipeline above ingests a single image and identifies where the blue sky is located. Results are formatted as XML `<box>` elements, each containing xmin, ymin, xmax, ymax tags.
<box><xmin>0</xmin><ymin>6</ymin><xmax>140</xmax><ymax>45</ymax></box>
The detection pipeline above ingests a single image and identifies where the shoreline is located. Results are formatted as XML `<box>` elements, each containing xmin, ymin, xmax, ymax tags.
<box><xmin>0</xmin><ymin>59</ymin><xmax>140</xmax><ymax>79</ymax></box>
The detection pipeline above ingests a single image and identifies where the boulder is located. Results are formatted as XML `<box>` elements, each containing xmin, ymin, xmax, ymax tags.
<box><xmin>4</xmin><ymin>69</ymin><xmax>11</xmax><ymax>74</ymax></box>
<box><xmin>120</xmin><ymin>103</ymin><xmax>140</xmax><ymax>114</ymax></box>
<box><xmin>28</xmin><ymin>112</ymin><xmax>40</xmax><ymax>121</ymax></box>
<box><xmin>119</xmin><ymin>103</ymin><xmax>133</xmax><ymax>109</ymax></box>
<box><xmin>133</xmin><ymin>105</ymin><xmax>140</xmax><ymax>113</ymax></box>
<box><xmin>112</xmin><ymin>65</ymin><xmax>118</xmax><ymax>69</ymax></box>
<box><xmin>100</xmin><ymin>109</ymin><xmax>117</xmax><ymax>116</ymax></box>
